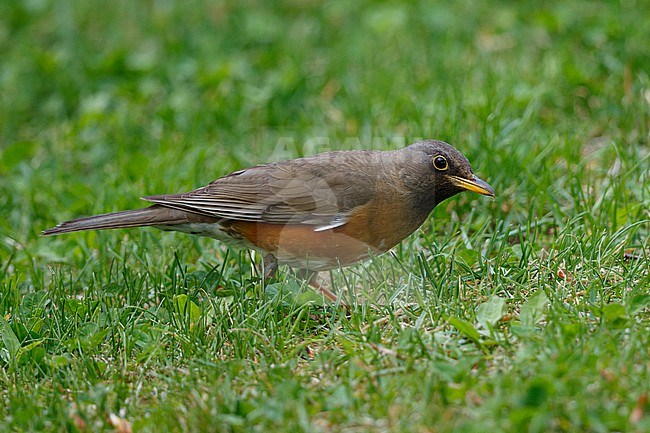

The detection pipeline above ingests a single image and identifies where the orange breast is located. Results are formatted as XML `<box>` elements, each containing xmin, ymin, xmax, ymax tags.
<box><xmin>227</xmin><ymin>200</ymin><xmax>426</xmax><ymax>271</ymax></box>
<box><xmin>231</xmin><ymin>222</ymin><xmax>373</xmax><ymax>270</ymax></box>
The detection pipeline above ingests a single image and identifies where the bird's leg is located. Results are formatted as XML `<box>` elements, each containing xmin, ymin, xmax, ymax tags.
<box><xmin>262</xmin><ymin>254</ymin><xmax>278</xmax><ymax>280</ymax></box>
<box><xmin>298</xmin><ymin>269</ymin><xmax>345</xmax><ymax>305</ymax></box>
<box><xmin>262</xmin><ymin>259</ymin><xmax>346</xmax><ymax>307</ymax></box>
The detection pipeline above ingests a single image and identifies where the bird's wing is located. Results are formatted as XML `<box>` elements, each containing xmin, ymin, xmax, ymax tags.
<box><xmin>143</xmin><ymin>158</ymin><xmax>377</xmax><ymax>230</ymax></box>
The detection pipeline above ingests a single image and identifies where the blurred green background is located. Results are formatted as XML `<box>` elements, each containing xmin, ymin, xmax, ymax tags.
<box><xmin>1</xmin><ymin>0</ymin><xmax>649</xmax><ymax>431</ymax></box>
<box><xmin>2</xmin><ymin>0</ymin><xmax>648</xmax><ymax>242</ymax></box>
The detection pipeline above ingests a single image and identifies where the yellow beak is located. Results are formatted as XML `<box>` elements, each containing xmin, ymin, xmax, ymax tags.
<box><xmin>450</xmin><ymin>175</ymin><xmax>495</xmax><ymax>197</ymax></box>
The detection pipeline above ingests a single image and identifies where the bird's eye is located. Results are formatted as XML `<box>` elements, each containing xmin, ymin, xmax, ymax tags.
<box><xmin>433</xmin><ymin>155</ymin><xmax>448</xmax><ymax>171</ymax></box>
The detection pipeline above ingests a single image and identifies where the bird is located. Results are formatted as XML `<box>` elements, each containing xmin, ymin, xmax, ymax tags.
<box><xmin>42</xmin><ymin>139</ymin><xmax>494</xmax><ymax>301</ymax></box>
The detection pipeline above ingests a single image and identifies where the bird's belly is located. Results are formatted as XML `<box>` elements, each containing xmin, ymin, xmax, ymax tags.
<box><xmin>228</xmin><ymin>221</ymin><xmax>386</xmax><ymax>271</ymax></box>
<box><xmin>156</xmin><ymin>221</ymin><xmax>374</xmax><ymax>270</ymax></box>
<box><xmin>157</xmin><ymin>217</ymin><xmax>408</xmax><ymax>272</ymax></box>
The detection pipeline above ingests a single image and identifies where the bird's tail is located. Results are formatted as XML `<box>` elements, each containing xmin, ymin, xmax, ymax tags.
<box><xmin>41</xmin><ymin>205</ymin><xmax>191</xmax><ymax>236</ymax></box>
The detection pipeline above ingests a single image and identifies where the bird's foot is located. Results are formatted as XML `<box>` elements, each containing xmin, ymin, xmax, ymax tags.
<box><xmin>263</xmin><ymin>254</ymin><xmax>278</xmax><ymax>280</ymax></box>
<box><xmin>299</xmin><ymin>269</ymin><xmax>348</xmax><ymax>309</ymax></box>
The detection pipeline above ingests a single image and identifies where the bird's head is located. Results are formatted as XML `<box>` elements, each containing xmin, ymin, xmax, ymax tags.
<box><xmin>399</xmin><ymin>139</ymin><xmax>495</xmax><ymax>209</ymax></box>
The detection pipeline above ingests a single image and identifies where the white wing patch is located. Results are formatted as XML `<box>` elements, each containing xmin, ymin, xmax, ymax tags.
<box><xmin>313</xmin><ymin>215</ymin><xmax>348</xmax><ymax>232</ymax></box>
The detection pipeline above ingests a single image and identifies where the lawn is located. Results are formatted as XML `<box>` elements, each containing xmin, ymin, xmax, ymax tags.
<box><xmin>1</xmin><ymin>0</ymin><xmax>649</xmax><ymax>431</ymax></box>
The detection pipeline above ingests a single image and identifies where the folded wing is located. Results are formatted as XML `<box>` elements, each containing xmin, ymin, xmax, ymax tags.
<box><xmin>143</xmin><ymin>157</ymin><xmax>377</xmax><ymax>231</ymax></box>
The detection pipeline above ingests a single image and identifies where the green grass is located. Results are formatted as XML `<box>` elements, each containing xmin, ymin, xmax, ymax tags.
<box><xmin>1</xmin><ymin>0</ymin><xmax>649</xmax><ymax>431</ymax></box>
